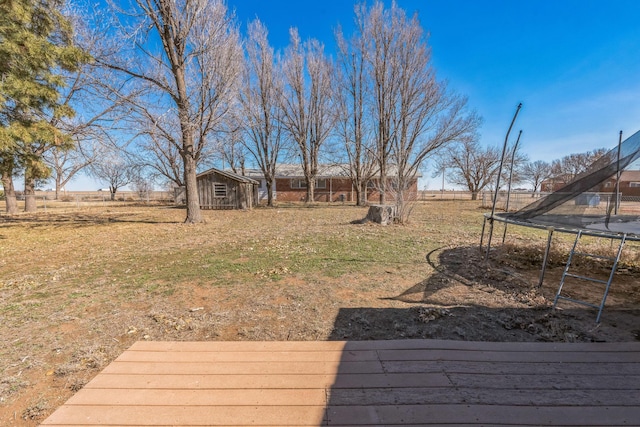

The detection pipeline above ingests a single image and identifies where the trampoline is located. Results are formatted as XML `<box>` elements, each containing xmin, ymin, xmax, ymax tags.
<box><xmin>481</xmin><ymin>128</ymin><xmax>640</xmax><ymax>322</ymax></box>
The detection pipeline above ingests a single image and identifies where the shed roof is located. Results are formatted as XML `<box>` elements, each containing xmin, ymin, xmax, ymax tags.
<box><xmin>197</xmin><ymin>168</ymin><xmax>259</xmax><ymax>184</ymax></box>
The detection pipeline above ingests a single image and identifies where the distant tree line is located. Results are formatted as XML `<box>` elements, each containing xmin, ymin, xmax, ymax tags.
<box><xmin>436</xmin><ymin>141</ymin><xmax>608</xmax><ymax>199</ymax></box>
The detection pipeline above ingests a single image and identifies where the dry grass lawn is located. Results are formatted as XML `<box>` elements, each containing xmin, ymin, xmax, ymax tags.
<box><xmin>1</xmin><ymin>200</ymin><xmax>639</xmax><ymax>425</ymax></box>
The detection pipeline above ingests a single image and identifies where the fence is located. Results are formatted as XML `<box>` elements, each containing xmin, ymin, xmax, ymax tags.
<box><xmin>1</xmin><ymin>191</ymin><xmax>174</xmax><ymax>214</ymax></box>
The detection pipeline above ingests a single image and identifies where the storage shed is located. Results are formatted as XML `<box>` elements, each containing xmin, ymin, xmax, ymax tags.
<box><xmin>196</xmin><ymin>168</ymin><xmax>259</xmax><ymax>210</ymax></box>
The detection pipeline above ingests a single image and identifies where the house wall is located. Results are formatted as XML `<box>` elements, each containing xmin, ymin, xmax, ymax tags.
<box><xmin>541</xmin><ymin>180</ymin><xmax>567</xmax><ymax>192</ymax></box>
<box><xmin>597</xmin><ymin>182</ymin><xmax>640</xmax><ymax>197</ymax></box>
<box><xmin>273</xmin><ymin>177</ymin><xmax>355</xmax><ymax>202</ymax></box>
<box><xmin>272</xmin><ymin>177</ymin><xmax>419</xmax><ymax>203</ymax></box>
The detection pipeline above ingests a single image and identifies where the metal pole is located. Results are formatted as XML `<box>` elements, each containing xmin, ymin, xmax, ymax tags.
<box><xmin>502</xmin><ymin>130</ymin><xmax>522</xmax><ymax>244</ymax></box>
<box><xmin>485</xmin><ymin>103</ymin><xmax>522</xmax><ymax>261</ymax></box>
<box><xmin>615</xmin><ymin>130</ymin><xmax>622</xmax><ymax>215</ymax></box>
<box><xmin>479</xmin><ymin>215</ymin><xmax>488</xmax><ymax>251</ymax></box>
<box><xmin>538</xmin><ymin>227</ymin><xmax>554</xmax><ymax>288</ymax></box>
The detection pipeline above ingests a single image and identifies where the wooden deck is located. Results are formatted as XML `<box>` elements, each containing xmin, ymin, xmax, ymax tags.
<box><xmin>41</xmin><ymin>339</ymin><xmax>640</xmax><ymax>426</ymax></box>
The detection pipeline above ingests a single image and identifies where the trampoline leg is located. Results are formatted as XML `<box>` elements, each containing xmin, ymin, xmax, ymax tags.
<box><xmin>479</xmin><ymin>216</ymin><xmax>488</xmax><ymax>251</ymax></box>
<box><xmin>501</xmin><ymin>221</ymin><xmax>509</xmax><ymax>245</ymax></box>
<box><xmin>484</xmin><ymin>218</ymin><xmax>495</xmax><ymax>261</ymax></box>
<box><xmin>538</xmin><ymin>227</ymin><xmax>554</xmax><ymax>288</ymax></box>
<box><xmin>596</xmin><ymin>234</ymin><xmax>626</xmax><ymax>323</ymax></box>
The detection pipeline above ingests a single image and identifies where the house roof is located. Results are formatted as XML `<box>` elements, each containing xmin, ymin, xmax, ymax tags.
<box><xmin>241</xmin><ymin>164</ymin><xmax>351</xmax><ymax>179</ymax></box>
<box><xmin>618</xmin><ymin>170</ymin><xmax>640</xmax><ymax>182</ymax></box>
<box><xmin>544</xmin><ymin>170</ymin><xmax>640</xmax><ymax>185</ymax></box>
<box><xmin>242</xmin><ymin>164</ymin><xmax>422</xmax><ymax>179</ymax></box>
<box><xmin>197</xmin><ymin>168</ymin><xmax>259</xmax><ymax>184</ymax></box>
<box><xmin>541</xmin><ymin>174</ymin><xmax>573</xmax><ymax>184</ymax></box>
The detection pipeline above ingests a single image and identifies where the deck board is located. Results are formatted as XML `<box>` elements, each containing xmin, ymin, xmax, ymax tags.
<box><xmin>40</xmin><ymin>340</ymin><xmax>640</xmax><ymax>426</ymax></box>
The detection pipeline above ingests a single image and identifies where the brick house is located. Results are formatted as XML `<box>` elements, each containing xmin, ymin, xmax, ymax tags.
<box><xmin>541</xmin><ymin>170</ymin><xmax>640</xmax><ymax>197</ymax></box>
<box><xmin>243</xmin><ymin>164</ymin><xmax>420</xmax><ymax>203</ymax></box>
<box><xmin>598</xmin><ymin>170</ymin><xmax>640</xmax><ymax>197</ymax></box>
<box><xmin>540</xmin><ymin>174</ymin><xmax>574</xmax><ymax>192</ymax></box>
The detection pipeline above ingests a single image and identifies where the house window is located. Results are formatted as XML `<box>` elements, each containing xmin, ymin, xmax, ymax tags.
<box><xmin>604</xmin><ymin>181</ymin><xmax>612</xmax><ymax>188</ymax></box>
<box><xmin>629</xmin><ymin>182</ymin><xmax>640</xmax><ymax>188</ymax></box>
<box><xmin>214</xmin><ymin>183</ymin><xmax>227</xmax><ymax>198</ymax></box>
<box><xmin>291</xmin><ymin>179</ymin><xmax>307</xmax><ymax>189</ymax></box>
<box><xmin>292</xmin><ymin>178</ymin><xmax>327</xmax><ymax>189</ymax></box>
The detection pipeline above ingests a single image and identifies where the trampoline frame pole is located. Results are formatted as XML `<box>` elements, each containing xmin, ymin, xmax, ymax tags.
<box><xmin>502</xmin><ymin>129</ymin><xmax>523</xmax><ymax>244</ymax></box>
<box><xmin>480</xmin><ymin>215</ymin><xmax>488</xmax><ymax>250</ymax></box>
<box><xmin>538</xmin><ymin>227</ymin><xmax>554</xmax><ymax>288</ymax></box>
<box><xmin>615</xmin><ymin>130</ymin><xmax>622</xmax><ymax>215</ymax></box>
<box><xmin>485</xmin><ymin>103</ymin><xmax>522</xmax><ymax>261</ymax></box>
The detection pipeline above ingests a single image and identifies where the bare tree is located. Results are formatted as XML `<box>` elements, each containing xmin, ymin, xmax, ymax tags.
<box><xmin>280</xmin><ymin>28</ymin><xmax>335</xmax><ymax>203</ymax></box>
<box><xmin>522</xmin><ymin>160</ymin><xmax>552</xmax><ymax>194</ymax></box>
<box><xmin>343</xmin><ymin>1</ymin><xmax>479</xmax><ymax>219</ymax></box>
<box><xmin>334</xmin><ymin>24</ymin><xmax>377</xmax><ymax>206</ymax></box>
<box><xmin>89</xmin><ymin>147</ymin><xmax>135</xmax><ymax>200</ymax></box>
<box><xmin>217</xmin><ymin>120</ymin><xmax>247</xmax><ymax>175</ymax></box>
<box><xmin>387</xmin><ymin>9</ymin><xmax>479</xmax><ymax>221</ymax></box>
<box><xmin>239</xmin><ymin>19</ymin><xmax>283</xmax><ymax>207</ymax></box>
<box><xmin>356</xmin><ymin>2</ymin><xmax>395</xmax><ymax>204</ymax></box>
<box><xmin>105</xmin><ymin>0</ymin><xmax>243</xmax><ymax>223</ymax></box>
<box><xmin>444</xmin><ymin>139</ymin><xmax>502</xmax><ymax>200</ymax></box>
<box><xmin>550</xmin><ymin>148</ymin><xmax>607</xmax><ymax>184</ymax></box>
<box><xmin>45</xmin><ymin>137</ymin><xmax>99</xmax><ymax>199</ymax></box>
<box><xmin>135</xmin><ymin>125</ymin><xmax>185</xmax><ymax>187</ymax></box>
<box><xmin>131</xmin><ymin>166</ymin><xmax>155</xmax><ymax>200</ymax></box>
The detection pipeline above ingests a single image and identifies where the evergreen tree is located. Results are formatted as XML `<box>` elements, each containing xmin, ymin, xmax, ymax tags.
<box><xmin>0</xmin><ymin>0</ymin><xmax>88</xmax><ymax>213</ymax></box>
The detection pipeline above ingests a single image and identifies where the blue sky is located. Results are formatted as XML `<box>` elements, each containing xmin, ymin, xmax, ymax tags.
<box><xmin>231</xmin><ymin>0</ymin><xmax>640</xmax><ymax>158</ymax></box>
<box><xmin>67</xmin><ymin>0</ymin><xmax>640</xmax><ymax>190</ymax></box>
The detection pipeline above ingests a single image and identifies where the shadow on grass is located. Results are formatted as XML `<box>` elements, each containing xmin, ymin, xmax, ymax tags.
<box><xmin>327</xmin><ymin>306</ymin><xmax>640</xmax><ymax>342</ymax></box>
<box><xmin>330</xmin><ymin>245</ymin><xmax>640</xmax><ymax>343</ymax></box>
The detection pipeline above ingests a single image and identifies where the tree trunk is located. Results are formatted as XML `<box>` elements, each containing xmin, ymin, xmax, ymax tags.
<box><xmin>266</xmin><ymin>179</ymin><xmax>274</xmax><ymax>207</ymax></box>
<box><xmin>1</xmin><ymin>168</ymin><xmax>18</xmax><ymax>215</ymax></box>
<box><xmin>471</xmin><ymin>191</ymin><xmax>478</xmax><ymax>201</ymax></box>
<box><xmin>55</xmin><ymin>175</ymin><xmax>62</xmax><ymax>200</ymax></box>
<box><xmin>24</xmin><ymin>176</ymin><xmax>37</xmax><ymax>212</ymax></box>
<box><xmin>379</xmin><ymin>165</ymin><xmax>386</xmax><ymax>204</ymax></box>
<box><xmin>305</xmin><ymin>178</ymin><xmax>315</xmax><ymax>203</ymax></box>
<box><xmin>354</xmin><ymin>182</ymin><xmax>362</xmax><ymax>207</ymax></box>
<box><xmin>183</xmin><ymin>153</ymin><xmax>202</xmax><ymax>223</ymax></box>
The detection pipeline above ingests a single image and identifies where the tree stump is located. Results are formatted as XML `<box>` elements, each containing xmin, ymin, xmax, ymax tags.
<box><xmin>366</xmin><ymin>204</ymin><xmax>397</xmax><ymax>225</ymax></box>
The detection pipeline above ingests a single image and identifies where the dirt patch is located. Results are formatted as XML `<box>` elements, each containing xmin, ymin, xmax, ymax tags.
<box><xmin>332</xmin><ymin>244</ymin><xmax>640</xmax><ymax>343</ymax></box>
<box><xmin>0</xmin><ymin>202</ymin><xmax>638</xmax><ymax>425</ymax></box>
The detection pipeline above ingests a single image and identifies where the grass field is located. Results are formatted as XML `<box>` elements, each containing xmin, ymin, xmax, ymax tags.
<box><xmin>1</xmin><ymin>200</ymin><xmax>639</xmax><ymax>425</ymax></box>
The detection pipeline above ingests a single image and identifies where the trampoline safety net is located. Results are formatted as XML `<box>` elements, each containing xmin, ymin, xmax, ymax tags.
<box><xmin>501</xmin><ymin>129</ymin><xmax>640</xmax><ymax>237</ymax></box>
